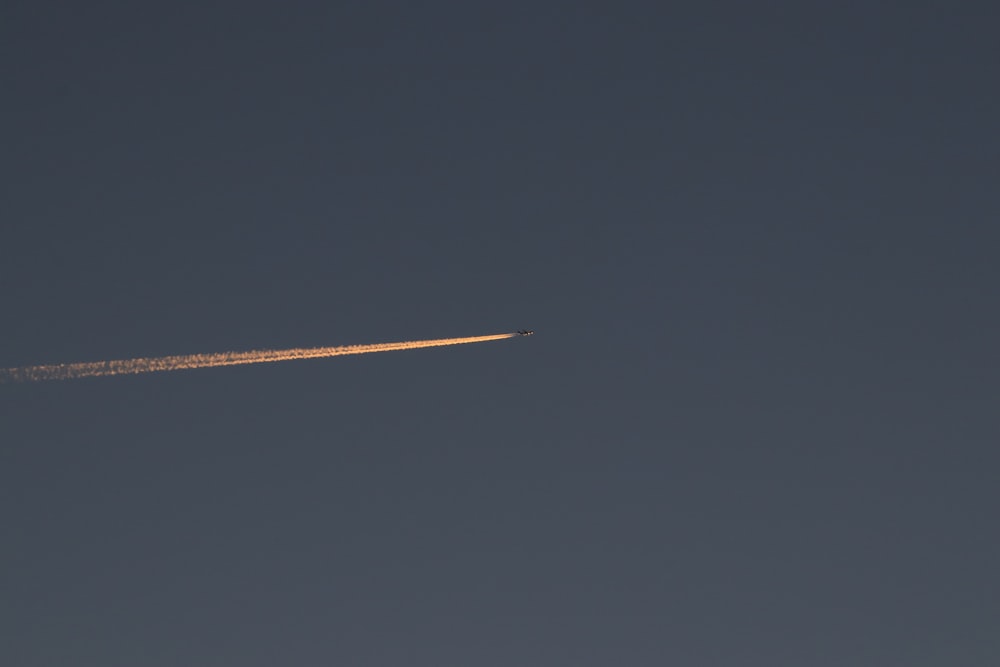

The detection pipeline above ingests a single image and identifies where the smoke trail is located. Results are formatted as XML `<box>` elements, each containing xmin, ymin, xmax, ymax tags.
<box><xmin>0</xmin><ymin>333</ymin><xmax>518</xmax><ymax>382</ymax></box>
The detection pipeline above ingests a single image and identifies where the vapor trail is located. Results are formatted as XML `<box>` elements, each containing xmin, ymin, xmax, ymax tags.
<box><xmin>0</xmin><ymin>333</ymin><xmax>518</xmax><ymax>382</ymax></box>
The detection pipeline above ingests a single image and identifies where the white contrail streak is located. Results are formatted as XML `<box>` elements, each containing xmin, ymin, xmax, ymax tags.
<box><xmin>0</xmin><ymin>333</ymin><xmax>518</xmax><ymax>382</ymax></box>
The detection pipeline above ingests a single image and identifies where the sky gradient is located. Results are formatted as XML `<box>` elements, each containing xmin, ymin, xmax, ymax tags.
<box><xmin>2</xmin><ymin>2</ymin><xmax>998</xmax><ymax>665</ymax></box>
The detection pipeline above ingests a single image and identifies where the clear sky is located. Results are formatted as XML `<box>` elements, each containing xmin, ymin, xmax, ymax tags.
<box><xmin>2</xmin><ymin>2</ymin><xmax>998</xmax><ymax>665</ymax></box>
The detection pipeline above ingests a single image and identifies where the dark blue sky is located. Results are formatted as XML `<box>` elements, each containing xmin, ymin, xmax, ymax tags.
<box><xmin>3</xmin><ymin>2</ymin><xmax>998</xmax><ymax>665</ymax></box>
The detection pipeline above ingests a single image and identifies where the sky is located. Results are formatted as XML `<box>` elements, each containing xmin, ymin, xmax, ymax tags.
<box><xmin>2</xmin><ymin>1</ymin><xmax>998</xmax><ymax>665</ymax></box>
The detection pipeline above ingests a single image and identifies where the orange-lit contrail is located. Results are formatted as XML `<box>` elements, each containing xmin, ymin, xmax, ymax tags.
<box><xmin>0</xmin><ymin>333</ymin><xmax>519</xmax><ymax>382</ymax></box>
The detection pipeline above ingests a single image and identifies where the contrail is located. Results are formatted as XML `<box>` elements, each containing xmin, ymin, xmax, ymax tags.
<box><xmin>0</xmin><ymin>333</ymin><xmax>519</xmax><ymax>382</ymax></box>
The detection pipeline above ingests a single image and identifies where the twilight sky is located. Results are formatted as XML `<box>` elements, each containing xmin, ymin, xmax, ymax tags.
<box><xmin>2</xmin><ymin>2</ymin><xmax>998</xmax><ymax>665</ymax></box>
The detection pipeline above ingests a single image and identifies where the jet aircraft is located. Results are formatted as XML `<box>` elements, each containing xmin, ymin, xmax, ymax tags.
<box><xmin>516</xmin><ymin>330</ymin><xmax>534</xmax><ymax>336</ymax></box>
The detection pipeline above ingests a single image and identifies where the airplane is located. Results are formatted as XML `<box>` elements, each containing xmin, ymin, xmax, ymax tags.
<box><xmin>516</xmin><ymin>330</ymin><xmax>534</xmax><ymax>336</ymax></box>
